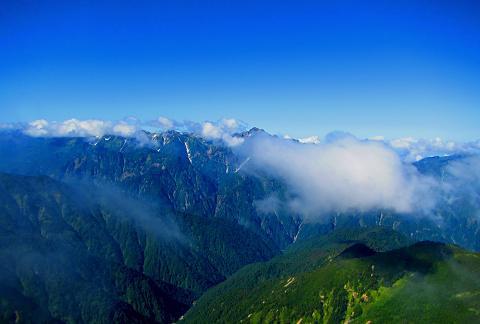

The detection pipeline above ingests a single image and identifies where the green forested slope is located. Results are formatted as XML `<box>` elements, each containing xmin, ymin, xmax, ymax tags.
<box><xmin>0</xmin><ymin>173</ymin><xmax>188</xmax><ymax>323</ymax></box>
<box><xmin>0</xmin><ymin>172</ymin><xmax>277</xmax><ymax>323</ymax></box>
<box><xmin>184</xmin><ymin>230</ymin><xmax>480</xmax><ymax>323</ymax></box>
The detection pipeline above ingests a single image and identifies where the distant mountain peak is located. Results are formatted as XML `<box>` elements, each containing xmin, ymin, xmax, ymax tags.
<box><xmin>234</xmin><ymin>127</ymin><xmax>267</xmax><ymax>138</ymax></box>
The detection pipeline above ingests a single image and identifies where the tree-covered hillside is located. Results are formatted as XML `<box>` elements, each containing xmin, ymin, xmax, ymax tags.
<box><xmin>0</xmin><ymin>172</ymin><xmax>277</xmax><ymax>323</ymax></box>
<box><xmin>184</xmin><ymin>229</ymin><xmax>480</xmax><ymax>323</ymax></box>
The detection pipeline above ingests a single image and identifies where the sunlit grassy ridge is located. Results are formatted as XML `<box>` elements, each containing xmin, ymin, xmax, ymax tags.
<box><xmin>184</xmin><ymin>231</ymin><xmax>480</xmax><ymax>323</ymax></box>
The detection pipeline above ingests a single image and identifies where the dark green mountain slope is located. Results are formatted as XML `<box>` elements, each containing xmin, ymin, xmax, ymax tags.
<box><xmin>0</xmin><ymin>173</ymin><xmax>189</xmax><ymax>323</ymax></box>
<box><xmin>0</xmin><ymin>172</ymin><xmax>277</xmax><ymax>323</ymax></box>
<box><xmin>184</xmin><ymin>230</ymin><xmax>480</xmax><ymax>323</ymax></box>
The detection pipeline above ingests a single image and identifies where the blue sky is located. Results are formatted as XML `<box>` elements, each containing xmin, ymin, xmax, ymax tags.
<box><xmin>1</xmin><ymin>0</ymin><xmax>479</xmax><ymax>140</ymax></box>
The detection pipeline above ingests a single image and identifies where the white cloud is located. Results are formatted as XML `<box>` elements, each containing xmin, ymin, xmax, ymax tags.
<box><xmin>24</xmin><ymin>119</ymin><xmax>50</xmax><ymax>136</ymax></box>
<box><xmin>196</xmin><ymin>119</ymin><xmax>245</xmax><ymax>146</ymax></box>
<box><xmin>221</xmin><ymin>118</ymin><xmax>240</xmax><ymax>130</ymax></box>
<box><xmin>22</xmin><ymin>118</ymin><xmax>139</xmax><ymax>138</ymax></box>
<box><xmin>238</xmin><ymin>133</ymin><xmax>435</xmax><ymax>217</ymax></box>
<box><xmin>298</xmin><ymin>135</ymin><xmax>321</xmax><ymax>144</ymax></box>
<box><xmin>388</xmin><ymin>137</ymin><xmax>477</xmax><ymax>162</ymax></box>
<box><xmin>222</xmin><ymin>134</ymin><xmax>244</xmax><ymax>146</ymax></box>
<box><xmin>390</xmin><ymin>137</ymin><xmax>418</xmax><ymax>149</ymax></box>
<box><xmin>57</xmin><ymin>119</ymin><xmax>109</xmax><ymax>137</ymax></box>
<box><xmin>157</xmin><ymin>116</ymin><xmax>175</xmax><ymax>130</ymax></box>
<box><xmin>16</xmin><ymin>117</ymin><xmax>479</xmax><ymax>157</ymax></box>
<box><xmin>201</xmin><ymin>122</ymin><xmax>223</xmax><ymax>139</ymax></box>
<box><xmin>112</xmin><ymin>122</ymin><xmax>137</xmax><ymax>137</ymax></box>
<box><xmin>19</xmin><ymin>117</ymin><xmax>247</xmax><ymax>146</ymax></box>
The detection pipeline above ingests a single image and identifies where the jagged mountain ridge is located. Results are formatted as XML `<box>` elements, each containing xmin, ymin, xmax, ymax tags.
<box><xmin>0</xmin><ymin>130</ymin><xmax>298</xmax><ymax>249</ymax></box>
<box><xmin>0</xmin><ymin>129</ymin><xmax>478</xmax><ymax>252</ymax></box>
<box><xmin>0</xmin><ymin>129</ymin><xmax>479</xmax><ymax>322</ymax></box>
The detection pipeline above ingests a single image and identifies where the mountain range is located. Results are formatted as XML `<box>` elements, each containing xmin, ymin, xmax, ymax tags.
<box><xmin>0</xmin><ymin>129</ymin><xmax>478</xmax><ymax>323</ymax></box>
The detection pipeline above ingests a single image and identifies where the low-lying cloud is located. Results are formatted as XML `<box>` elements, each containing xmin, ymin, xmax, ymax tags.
<box><xmin>442</xmin><ymin>156</ymin><xmax>480</xmax><ymax>208</ymax></box>
<box><xmin>239</xmin><ymin>132</ymin><xmax>437</xmax><ymax>217</ymax></box>
<box><xmin>68</xmin><ymin>178</ymin><xmax>185</xmax><ymax>241</ymax></box>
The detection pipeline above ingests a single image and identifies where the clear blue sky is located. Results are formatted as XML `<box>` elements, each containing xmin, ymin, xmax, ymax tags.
<box><xmin>1</xmin><ymin>0</ymin><xmax>479</xmax><ymax>140</ymax></box>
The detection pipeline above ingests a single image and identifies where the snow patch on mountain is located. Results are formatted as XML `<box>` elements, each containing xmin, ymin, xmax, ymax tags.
<box><xmin>184</xmin><ymin>142</ymin><xmax>193</xmax><ymax>164</ymax></box>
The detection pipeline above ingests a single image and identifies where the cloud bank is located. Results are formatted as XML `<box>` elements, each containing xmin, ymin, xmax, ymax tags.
<box><xmin>238</xmin><ymin>133</ymin><xmax>441</xmax><ymax>217</ymax></box>
<box><xmin>23</xmin><ymin>119</ymin><xmax>138</xmax><ymax>137</ymax></box>
<box><xmin>9</xmin><ymin>116</ymin><xmax>479</xmax><ymax>159</ymax></box>
<box><xmin>388</xmin><ymin>137</ymin><xmax>480</xmax><ymax>162</ymax></box>
<box><xmin>240</xmin><ymin>132</ymin><xmax>480</xmax><ymax>219</ymax></box>
<box><xmin>287</xmin><ymin>132</ymin><xmax>480</xmax><ymax>163</ymax></box>
<box><xmin>17</xmin><ymin>117</ymin><xmax>247</xmax><ymax>146</ymax></box>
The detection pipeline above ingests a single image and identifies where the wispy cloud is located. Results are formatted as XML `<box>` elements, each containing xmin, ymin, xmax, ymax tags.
<box><xmin>442</xmin><ymin>156</ymin><xmax>480</xmax><ymax>208</ymax></box>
